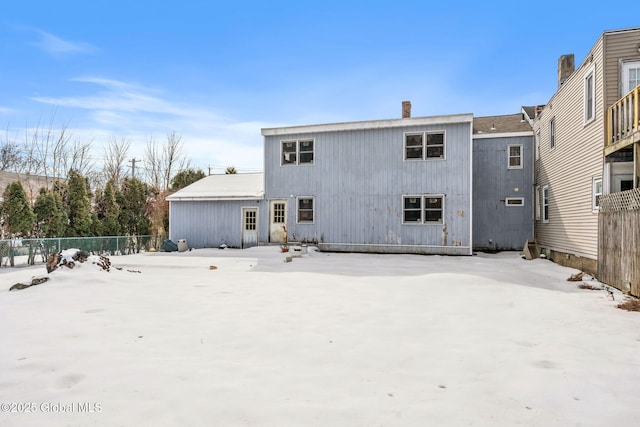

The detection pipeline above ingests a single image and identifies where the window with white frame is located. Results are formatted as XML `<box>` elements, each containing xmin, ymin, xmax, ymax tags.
<box><xmin>508</xmin><ymin>145</ymin><xmax>523</xmax><ymax>169</ymax></box>
<box><xmin>549</xmin><ymin>118</ymin><xmax>556</xmax><ymax>149</ymax></box>
<box><xmin>542</xmin><ymin>185</ymin><xmax>549</xmax><ymax>223</ymax></box>
<box><xmin>403</xmin><ymin>195</ymin><xmax>444</xmax><ymax>224</ymax></box>
<box><xmin>535</xmin><ymin>185</ymin><xmax>541</xmax><ymax>220</ymax></box>
<box><xmin>404</xmin><ymin>131</ymin><xmax>445</xmax><ymax>160</ymax></box>
<box><xmin>281</xmin><ymin>139</ymin><xmax>314</xmax><ymax>165</ymax></box>
<box><xmin>505</xmin><ymin>197</ymin><xmax>524</xmax><ymax>206</ymax></box>
<box><xmin>592</xmin><ymin>177</ymin><xmax>602</xmax><ymax>211</ymax></box>
<box><xmin>584</xmin><ymin>66</ymin><xmax>595</xmax><ymax>124</ymax></box>
<box><xmin>297</xmin><ymin>197</ymin><xmax>314</xmax><ymax>223</ymax></box>
<box><xmin>535</xmin><ymin>130</ymin><xmax>540</xmax><ymax>161</ymax></box>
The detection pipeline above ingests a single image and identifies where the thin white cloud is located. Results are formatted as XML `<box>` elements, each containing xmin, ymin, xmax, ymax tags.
<box><xmin>28</xmin><ymin>76</ymin><xmax>274</xmax><ymax>171</ymax></box>
<box><xmin>30</xmin><ymin>29</ymin><xmax>96</xmax><ymax>57</ymax></box>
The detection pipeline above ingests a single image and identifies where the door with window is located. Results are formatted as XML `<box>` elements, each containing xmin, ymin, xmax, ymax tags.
<box><xmin>269</xmin><ymin>200</ymin><xmax>287</xmax><ymax>243</ymax></box>
<box><xmin>242</xmin><ymin>208</ymin><xmax>258</xmax><ymax>249</ymax></box>
<box><xmin>622</xmin><ymin>60</ymin><xmax>640</xmax><ymax>95</ymax></box>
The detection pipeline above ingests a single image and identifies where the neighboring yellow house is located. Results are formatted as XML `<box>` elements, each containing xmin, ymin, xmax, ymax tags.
<box><xmin>533</xmin><ymin>27</ymin><xmax>640</xmax><ymax>275</ymax></box>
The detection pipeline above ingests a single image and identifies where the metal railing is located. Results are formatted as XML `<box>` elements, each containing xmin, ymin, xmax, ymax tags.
<box><xmin>0</xmin><ymin>235</ymin><xmax>159</xmax><ymax>268</ymax></box>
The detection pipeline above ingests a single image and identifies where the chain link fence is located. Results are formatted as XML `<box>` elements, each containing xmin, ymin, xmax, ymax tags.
<box><xmin>0</xmin><ymin>235</ymin><xmax>161</xmax><ymax>268</ymax></box>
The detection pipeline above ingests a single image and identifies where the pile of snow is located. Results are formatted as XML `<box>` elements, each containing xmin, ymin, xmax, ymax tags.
<box><xmin>1</xmin><ymin>248</ymin><xmax>639</xmax><ymax>427</ymax></box>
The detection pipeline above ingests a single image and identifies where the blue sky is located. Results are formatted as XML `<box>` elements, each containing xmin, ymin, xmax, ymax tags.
<box><xmin>0</xmin><ymin>1</ymin><xmax>636</xmax><ymax>173</ymax></box>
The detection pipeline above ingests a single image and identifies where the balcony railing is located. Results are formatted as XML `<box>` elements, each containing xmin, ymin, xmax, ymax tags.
<box><xmin>606</xmin><ymin>85</ymin><xmax>640</xmax><ymax>155</ymax></box>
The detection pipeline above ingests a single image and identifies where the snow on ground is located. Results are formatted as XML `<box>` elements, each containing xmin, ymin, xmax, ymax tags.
<box><xmin>1</xmin><ymin>247</ymin><xmax>639</xmax><ymax>427</ymax></box>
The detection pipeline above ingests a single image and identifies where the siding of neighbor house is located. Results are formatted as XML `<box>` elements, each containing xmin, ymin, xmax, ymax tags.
<box><xmin>169</xmin><ymin>200</ymin><xmax>266</xmax><ymax>249</ymax></box>
<box><xmin>533</xmin><ymin>36</ymin><xmax>605</xmax><ymax>260</ymax></box>
<box><xmin>473</xmin><ymin>134</ymin><xmax>534</xmax><ymax>251</ymax></box>
<box><xmin>263</xmin><ymin>115</ymin><xmax>473</xmax><ymax>255</ymax></box>
<box><xmin>603</xmin><ymin>28</ymin><xmax>640</xmax><ymax>112</ymax></box>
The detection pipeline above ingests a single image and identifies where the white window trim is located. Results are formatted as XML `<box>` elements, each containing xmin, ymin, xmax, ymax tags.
<box><xmin>549</xmin><ymin>118</ymin><xmax>556</xmax><ymax>150</ymax></box>
<box><xmin>542</xmin><ymin>185</ymin><xmax>550</xmax><ymax>223</ymax></box>
<box><xmin>535</xmin><ymin>130</ymin><xmax>540</xmax><ymax>161</ymax></box>
<box><xmin>280</xmin><ymin>139</ymin><xmax>315</xmax><ymax>166</ymax></box>
<box><xmin>592</xmin><ymin>177</ymin><xmax>602</xmax><ymax>212</ymax></box>
<box><xmin>296</xmin><ymin>196</ymin><xmax>314</xmax><ymax>224</ymax></box>
<box><xmin>402</xmin><ymin>194</ymin><xmax>445</xmax><ymax>225</ymax></box>
<box><xmin>505</xmin><ymin>197</ymin><xmax>524</xmax><ymax>207</ymax></box>
<box><xmin>535</xmin><ymin>185</ymin><xmax>541</xmax><ymax>220</ymax></box>
<box><xmin>507</xmin><ymin>144</ymin><xmax>523</xmax><ymax>169</ymax></box>
<box><xmin>403</xmin><ymin>131</ymin><xmax>446</xmax><ymax>161</ymax></box>
<box><xmin>584</xmin><ymin>65</ymin><xmax>596</xmax><ymax>126</ymax></box>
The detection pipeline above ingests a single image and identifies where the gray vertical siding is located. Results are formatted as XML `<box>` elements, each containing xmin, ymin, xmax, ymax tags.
<box><xmin>472</xmin><ymin>135</ymin><xmax>534</xmax><ymax>250</ymax></box>
<box><xmin>169</xmin><ymin>200</ymin><xmax>266</xmax><ymax>249</ymax></box>
<box><xmin>264</xmin><ymin>121</ymin><xmax>472</xmax><ymax>254</ymax></box>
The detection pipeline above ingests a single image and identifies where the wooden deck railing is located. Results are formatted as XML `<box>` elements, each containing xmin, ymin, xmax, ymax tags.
<box><xmin>606</xmin><ymin>85</ymin><xmax>640</xmax><ymax>151</ymax></box>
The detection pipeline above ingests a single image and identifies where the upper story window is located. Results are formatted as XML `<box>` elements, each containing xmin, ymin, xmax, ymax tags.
<box><xmin>402</xmin><ymin>195</ymin><xmax>444</xmax><ymax>224</ymax></box>
<box><xmin>584</xmin><ymin>66</ymin><xmax>595</xmax><ymax>125</ymax></box>
<box><xmin>535</xmin><ymin>130</ymin><xmax>540</xmax><ymax>161</ymax></box>
<box><xmin>508</xmin><ymin>144</ymin><xmax>523</xmax><ymax>169</ymax></box>
<box><xmin>404</xmin><ymin>131</ymin><xmax>445</xmax><ymax>161</ymax></box>
<box><xmin>549</xmin><ymin>118</ymin><xmax>556</xmax><ymax>150</ymax></box>
<box><xmin>282</xmin><ymin>139</ymin><xmax>314</xmax><ymax>166</ymax></box>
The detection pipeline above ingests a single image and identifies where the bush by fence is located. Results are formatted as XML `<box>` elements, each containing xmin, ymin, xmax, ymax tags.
<box><xmin>0</xmin><ymin>235</ymin><xmax>160</xmax><ymax>268</ymax></box>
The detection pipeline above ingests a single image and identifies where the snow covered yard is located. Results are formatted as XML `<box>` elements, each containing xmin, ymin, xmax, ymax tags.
<box><xmin>1</xmin><ymin>247</ymin><xmax>639</xmax><ymax>427</ymax></box>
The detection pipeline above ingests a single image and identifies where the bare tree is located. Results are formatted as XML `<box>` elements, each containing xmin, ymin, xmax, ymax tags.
<box><xmin>144</xmin><ymin>131</ymin><xmax>189</xmax><ymax>191</ymax></box>
<box><xmin>0</xmin><ymin>127</ymin><xmax>23</xmax><ymax>172</ymax></box>
<box><xmin>102</xmin><ymin>136</ymin><xmax>130</xmax><ymax>187</ymax></box>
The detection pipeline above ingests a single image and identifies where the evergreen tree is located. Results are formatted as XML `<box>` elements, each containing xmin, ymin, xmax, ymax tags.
<box><xmin>117</xmin><ymin>177</ymin><xmax>151</xmax><ymax>237</ymax></box>
<box><xmin>33</xmin><ymin>188</ymin><xmax>67</xmax><ymax>238</ymax></box>
<box><xmin>95</xmin><ymin>180</ymin><xmax>121</xmax><ymax>236</ymax></box>
<box><xmin>225</xmin><ymin>165</ymin><xmax>237</xmax><ymax>174</ymax></box>
<box><xmin>1</xmin><ymin>181</ymin><xmax>35</xmax><ymax>237</ymax></box>
<box><xmin>170</xmin><ymin>168</ymin><xmax>206</xmax><ymax>191</ymax></box>
<box><xmin>65</xmin><ymin>169</ymin><xmax>92</xmax><ymax>237</ymax></box>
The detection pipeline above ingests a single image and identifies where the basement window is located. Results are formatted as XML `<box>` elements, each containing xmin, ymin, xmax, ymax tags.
<box><xmin>505</xmin><ymin>197</ymin><xmax>524</xmax><ymax>206</ymax></box>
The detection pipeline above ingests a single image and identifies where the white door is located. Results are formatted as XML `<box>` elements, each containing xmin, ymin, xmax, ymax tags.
<box><xmin>269</xmin><ymin>200</ymin><xmax>287</xmax><ymax>243</ymax></box>
<box><xmin>621</xmin><ymin>60</ymin><xmax>640</xmax><ymax>96</ymax></box>
<box><xmin>242</xmin><ymin>208</ymin><xmax>258</xmax><ymax>249</ymax></box>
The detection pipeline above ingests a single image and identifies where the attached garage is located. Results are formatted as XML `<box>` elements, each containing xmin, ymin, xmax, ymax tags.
<box><xmin>167</xmin><ymin>173</ymin><xmax>265</xmax><ymax>249</ymax></box>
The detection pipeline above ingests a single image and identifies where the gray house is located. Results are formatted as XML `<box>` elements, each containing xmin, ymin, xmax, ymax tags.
<box><xmin>261</xmin><ymin>104</ymin><xmax>474</xmax><ymax>255</ymax></box>
<box><xmin>167</xmin><ymin>173</ymin><xmax>265</xmax><ymax>249</ymax></box>
<box><xmin>472</xmin><ymin>113</ymin><xmax>534</xmax><ymax>251</ymax></box>
<box><xmin>167</xmin><ymin>104</ymin><xmax>536</xmax><ymax>255</ymax></box>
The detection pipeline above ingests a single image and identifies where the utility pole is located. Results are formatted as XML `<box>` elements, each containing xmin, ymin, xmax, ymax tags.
<box><xmin>129</xmin><ymin>158</ymin><xmax>141</xmax><ymax>178</ymax></box>
<box><xmin>207</xmin><ymin>165</ymin><xmax>212</xmax><ymax>175</ymax></box>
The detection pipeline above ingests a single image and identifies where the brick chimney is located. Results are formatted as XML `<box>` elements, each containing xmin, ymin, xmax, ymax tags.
<box><xmin>402</xmin><ymin>101</ymin><xmax>411</xmax><ymax>118</ymax></box>
<box><xmin>558</xmin><ymin>54</ymin><xmax>575</xmax><ymax>87</ymax></box>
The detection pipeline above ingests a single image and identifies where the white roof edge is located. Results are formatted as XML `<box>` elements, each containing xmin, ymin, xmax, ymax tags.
<box><xmin>167</xmin><ymin>195</ymin><xmax>264</xmax><ymax>202</ymax></box>
<box><xmin>261</xmin><ymin>113</ymin><xmax>474</xmax><ymax>136</ymax></box>
<box><xmin>473</xmin><ymin>131</ymin><xmax>534</xmax><ymax>139</ymax></box>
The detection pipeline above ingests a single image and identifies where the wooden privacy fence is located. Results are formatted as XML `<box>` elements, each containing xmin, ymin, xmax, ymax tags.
<box><xmin>598</xmin><ymin>188</ymin><xmax>640</xmax><ymax>296</ymax></box>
